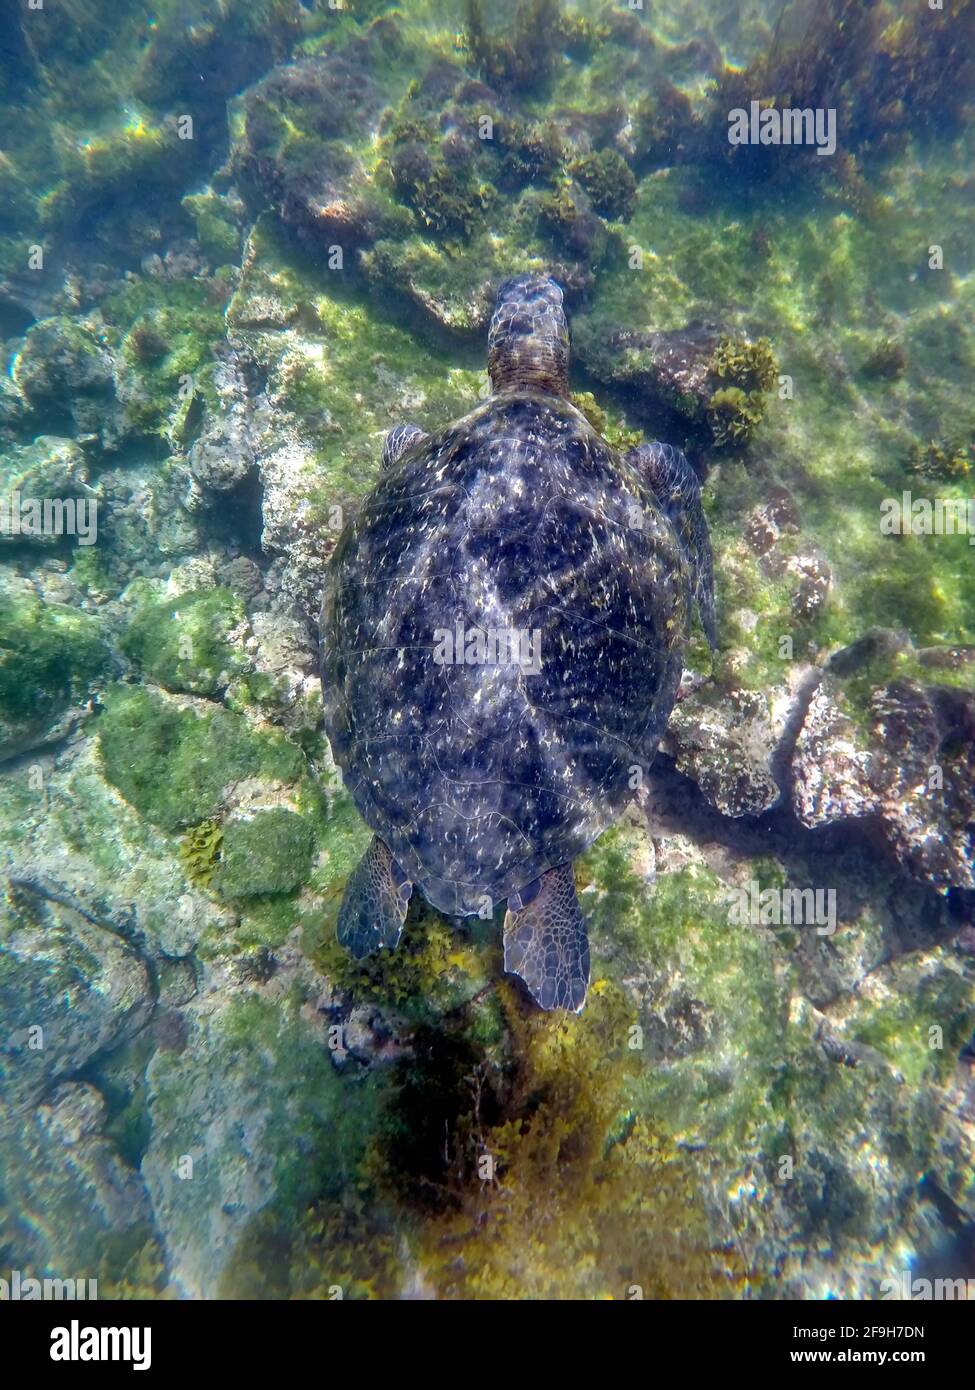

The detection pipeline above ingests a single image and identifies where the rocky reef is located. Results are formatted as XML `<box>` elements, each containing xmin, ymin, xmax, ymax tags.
<box><xmin>0</xmin><ymin>0</ymin><xmax>972</xmax><ymax>1300</ymax></box>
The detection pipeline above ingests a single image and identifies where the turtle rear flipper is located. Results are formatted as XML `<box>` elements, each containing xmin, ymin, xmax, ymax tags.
<box><xmin>337</xmin><ymin>836</ymin><xmax>413</xmax><ymax>958</ymax></box>
<box><xmin>628</xmin><ymin>441</ymin><xmax>717</xmax><ymax>649</ymax></box>
<box><xmin>503</xmin><ymin>862</ymin><xmax>590</xmax><ymax>1013</ymax></box>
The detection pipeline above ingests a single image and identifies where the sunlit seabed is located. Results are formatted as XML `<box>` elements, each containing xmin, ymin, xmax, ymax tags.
<box><xmin>0</xmin><ymin>0</ymin><xmax>972</xmax><ymax>1301</ymax></box>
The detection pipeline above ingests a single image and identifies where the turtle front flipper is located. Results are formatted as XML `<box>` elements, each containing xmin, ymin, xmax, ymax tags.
<box><xmin>382</xmin><ymin>423</ymin><xmax>428</xmax><ymax>471</ymax></box>
<box><xmin>503</xmin><ymin>863</ymin><xmax>590</xmax><ymax>1013</ymax></box>
<box><xmin>337</xmin><ymin>836</ymin><xmax>413</xmax><ymax>958</ymax></box>
<box><xmin>627</xmin><ymin>441</ymin><xmax>718</xmax><ymax>649</ymax></box>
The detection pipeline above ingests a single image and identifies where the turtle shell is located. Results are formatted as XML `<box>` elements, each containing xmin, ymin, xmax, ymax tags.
<box><xmin>320</xmin><ymin>391</ymin><xmax>690</xmax><ymax>917</ymax></box>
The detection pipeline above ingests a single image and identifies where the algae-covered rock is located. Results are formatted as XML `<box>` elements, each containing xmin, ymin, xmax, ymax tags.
<box><xmin>580</xmin><ymin>824</ymin><xmax>975</xmax><ymax>1296</ymax></box>
<box><xmin>214</xmin><ymin>808</ymin><xmax>316</xmax><ymax>899</ymax></box>
<box><xmin>186</xmin><ymin>349</ymin><xmax>258</xmax><ymax>494</ymax></box>
<box><xmin>97</xmin><ymin>684</ymin><xmax>304</xmax><ymax>832</ymax></box>
<box><xmin>0</xmin><ymin>573</ymin><xmax>110</xmax><ymax>761</ymax></box>
<box><xmin>120</xmin><ymin>585</ymin><xmax>249</xmax><ymax>696</ymax></box>
<box><xmin>12</xmin><ymin>315</ymin><xmax>120</xmax><ymax>443</ymax></box>
<box><xmin>0</xmin><ymin>736</ymin><xmax>235</xmax><ymax>959</ymax></box>
<box><xmin>0</xmin><ymin>0</ymin><xmax>973</xmax><ymax>1304</ymax></box>
<box><xmin>181</xmin><ymin>187</ymin><xmax>247</xmax><ymax>264</ymax></box>
<box><xmin>0</xmin><ymin>436</ymin><xmax>97</xmax><ymax>549</ymax></box>
<box><xmin>573</xmin><ymin>317</ymin><xmax>723</xmax><ymax>444</ymax></box>
<box><xmin>230</xmin><ymin>25</ymin><xmax>409</xmax><ymax>260</ymax></box>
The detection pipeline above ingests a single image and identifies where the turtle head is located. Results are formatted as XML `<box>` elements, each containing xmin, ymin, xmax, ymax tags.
<box><xmin>488</xmin><ymin>274</ymin><xmax>570</xmax><ymax>397</ymax></box>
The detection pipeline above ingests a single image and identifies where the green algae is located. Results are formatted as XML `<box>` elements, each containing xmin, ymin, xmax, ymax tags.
<box><xmin>182</xmin><ymin>189</ymin><xmax>243</xmax><ymax>263</ymax></box>
<box><xmin>214</xmin><ymin>808</ymin><xmax>316</xmax><ymax>900</ymax></box>
<box><xmin>372</xmin><ymin>979</ymin><xmax>738</xmax><ymax>1299</ymax></box>
<box><xmin>97</xmin><ymin>685</ymin><xmax>303</xmax><ymax>832</ymax></box>
<box><xmin>706</xmin><ymin>336</ymin><xmax>779</xmax><ymax>447</ymax></box>
<box><xmin>304</xmin><ymin>891</ymin><xmax>491</xmax><ymax>1021</ymax></box>
<box><xmin>570</xmin><ymin>390</ymin><xmax>642</xmax><ymax>452</ymax></box>
<box><xmin>464</xmin><ymin>0</ymin><xmax>565</xmax><ymax>94</ymax></box>
<box><xmin>0</xmin><ymin>588</ymin><xmax>109</xmax><ymax>749</ymax></box>
<box><xmin>2</xmin><ymin>0</ymin><xmax>974</xmax><ymax>1302</ymax></box>
<box><xmin>569</xmin><ymin>148</ymin><xmax>637</xmax><ymax>222</ymax></box>
<box><xmin>121</xmin><ymin>587</ymin><xmax>247</xmax><ymax>696</ymax></box>
<box><xmin>850</xmin><ymin>965</ymin><xmax>973</xmax><ymax>1091</ymax></box>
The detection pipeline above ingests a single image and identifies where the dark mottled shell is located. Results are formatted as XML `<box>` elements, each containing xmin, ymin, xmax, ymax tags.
<box><xmin>321</xmin><ymin>392</ymin><xmax>690</xmax><ymax>916</ymax></box>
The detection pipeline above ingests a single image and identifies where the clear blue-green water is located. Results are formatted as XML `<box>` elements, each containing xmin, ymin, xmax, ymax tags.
<box><xmin>0</xmin><ymin>0</ymin><xmax>973</xmax><ymax>1302</ymax></box>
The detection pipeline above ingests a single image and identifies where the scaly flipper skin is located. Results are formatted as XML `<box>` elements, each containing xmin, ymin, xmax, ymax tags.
<box><xmin>337</xmin><ymin>835</ymin><xmax>413</xmax><ymax>958</ymax></box>
<box><xmin>627</xmin><ymin>441</ymin><xmax>718</xmax><ymax>649</ymax></box>
<box><xmin>503</xmin><ymin>862</ymin><xmax>590</xmax><ymax>1013</ymax></box>
<box><xmin>382</xmin><ymin>423</ymin><xmax>428</xmax><ymax>471</ymax></box>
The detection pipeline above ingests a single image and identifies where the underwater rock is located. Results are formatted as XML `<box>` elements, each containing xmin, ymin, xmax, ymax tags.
<box><xmin>868</xmin><ymin>683</ymin><xmax>975</xmax><ymax>896</ymax></box>
<box><xmin>0</xmin><ymin>437</ymin><xmax>97</xmax><ymax>549</ymax></box>
<box><xmin>0</xmin><ymin>375</ymin><xmax>31</xmax><ymax>442</ymax></box>
<box><xmin>792</xmin><ymin>677</ymin><xmax>975</xmax><ymax>894</ymax></box>
<box><xmin>187</xmin><ymin>350</ymin><xmax>259</xmax><ymax>495</ymax></box>
<box><xmin>568</xmin><ymin>148</ymin><xmax>637</xmax><ymax>222</ymax></box>
<box><xmin>0</xmin><ymin>572</ymin><xmax>110</xmax><ymax>762</ymax></box>
<box><xmin>142</xmin><ymin>976</ymin><xmax>375</xmax><ymax>1298</ymax></box>
<box><xmin>361</xmin><ymin>236</ymin><xmax>498</xmax><ymax>337</ymax></box>
<box><xmin>230</xmin><ymin>27</ymin><xmax>406</xmax><ymax>262</ymax></box>
<box><xmin>0</xmin><ymin>736</ymin><xmax>233</xmax><ymax>959</ymax></box>
<box><xmin>95</xmin><ymin>458</ymin><xmax>203</xmax><ymax>581</ymax></box>
<box><xmin>218</xmin><ymin>555</ymin><xmax>264</xmax><ymax>601</ymax></box>
<box><xmin>743</xmin><ymin>488</ymin><xmax>802</xmax><ymax>556</ymax></box>
<box><xmin>120</xmin><ymin>585</ymin><xmax>250</xmax><ymax>697</ymax></box>
<box><xmin>97</xmin><ymin>683</ymin><xmax>305</xmax><ymax>834</ymax></box>
<box><xmin>0</xmin><ymin>1081</ymin><xmax>157</xmax><ymax>1284</ymax></box>
<box><xmin>232</xmin><ymin>608</ymin><xmax>322</xmax><ymax>736</ymax></box>
<box><xmin>826</xmin><ymin>626</ymin><xmax>911</xmax><ymax>678</ymax></box>
<box><xmin>12</xmin><ymin>315</ymin><xmax>122</xmax><ymax>446</ymax></box>
<box><xmin>791</xmin><ymin>676</ymin><xmax>874</xmax><ymax>827</ymax></box>
<box><xmin>917</xmin><ymin>644</ymin><xmax>975</xmax><ymax>672</ymax></box>
<box><xmin>666</xmin><ymin>671</ymin><xmax>816</xmax><ymax>818</ymax></box>
<box><xmin>573</xmin><ymin>318</ymin><xmax>723</xmax><ymax>443</ymax></box>
<box><xmin>213</xmin><ymin>808</ymin><xmax>316</xmax><ymax>900</ymax></box>
<box><xmin>583</xmin><ymin>825</ymin><xmax>975</xmax><ymax>1298</ymax></box>
<box><xmin>771</xmin><ymin>544</ymin><xmax>833</xmax><ymax>622</ymax></box>
<box><xmin>0</xmin><ymin>891</ymin><xmax>153</xmax><ymax>1123</ymax></box>
<box><xmin>182</xmin><ymin>186</ymin><xmax>248</xmax><ymax>265</ymax></box>
<box><xmin>537</xmin><ymin>184</ymin><xmax>610</xmax><ymax>263</ymax></box>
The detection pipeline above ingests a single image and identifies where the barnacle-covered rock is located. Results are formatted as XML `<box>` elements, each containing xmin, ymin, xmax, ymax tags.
<box><xmin>792</xmin><ymin>676</ymin><xmax>975</xmax><ymax>894</ymax></box>
<box><xmin>666</xmin><ymin>670</ymin><xmax>817</xmax><ymax>818</ymax></box>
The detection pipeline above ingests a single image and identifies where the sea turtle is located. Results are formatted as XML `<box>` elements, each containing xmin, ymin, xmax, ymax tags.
<box><xmin>320</xmin><ymin>273</ymin><xmax>716</xmax><ymax>1013</ymax></box>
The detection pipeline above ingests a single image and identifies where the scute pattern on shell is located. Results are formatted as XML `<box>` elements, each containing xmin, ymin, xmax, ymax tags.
<box><xmin>321</xmin><ymin>391</ymin><xmax>691</xmax><ymax>916</ymax></box>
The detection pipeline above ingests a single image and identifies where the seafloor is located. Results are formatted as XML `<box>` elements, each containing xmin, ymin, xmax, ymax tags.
<box><xmin>0</xmin><ymin>0</ymin><xmax>972</xmax><ymax>1299</ymax></box>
